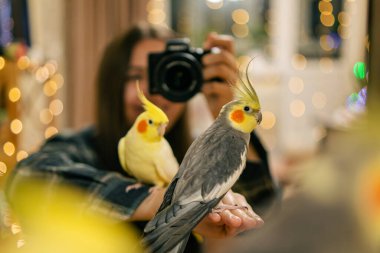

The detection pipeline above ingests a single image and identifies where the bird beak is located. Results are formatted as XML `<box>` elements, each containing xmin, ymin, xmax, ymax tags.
<box><xmin>158</xmin><ymin>123</ymin><xmax>167</xmax><ymax>137</ymax></box>
<box><xmin>257</xmin><ymin>111</ymin><xmax>262</xmax><ymax>125</ymax></box>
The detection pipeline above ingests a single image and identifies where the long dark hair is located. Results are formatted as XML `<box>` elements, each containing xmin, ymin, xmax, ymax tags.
<box><xmin>95</xmin><ymin>23</ymin><xmax>189</xmax><ymax>172</ymax></box>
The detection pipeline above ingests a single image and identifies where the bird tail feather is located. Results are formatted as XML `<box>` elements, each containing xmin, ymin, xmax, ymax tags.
<box><xmin>143</xmin><ymin>198</ymin><xmax>219</xmax><ymax>253</ymax></box>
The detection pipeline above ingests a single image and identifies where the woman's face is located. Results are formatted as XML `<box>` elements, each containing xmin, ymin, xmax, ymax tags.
<box><xmin>124</xmin><ymin>39</ymin><xmax>186</xmax><ymax>131</ymax></box>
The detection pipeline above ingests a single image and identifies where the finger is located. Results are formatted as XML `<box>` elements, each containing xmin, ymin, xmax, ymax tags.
<box><xmin>204</xmin><ymin>33</ymin><xmax>235</xmax><ymax>54</ymax></box>
<box><xmin>203</xmin><ymin>64</ymin><xmax>238</xmax><ymax>84</ymax></box>
<box><xmin>230</xmin><ymin>192</ymin><xmax>263</xmax><ymax>221</ymax></box>
<box><xmin>202</xmin><ymin>50</ymin><xmax>238</xmax><ymax>72</ymax></box>
<box><xmin>220</xmin><ymin>210</ymin><xmax>242</xmax><ymax>228</ymax></box>
<box><xmin>207</xmin><ymin>212</ymin><xmax>222</xmax><ymax>223</ymax></box>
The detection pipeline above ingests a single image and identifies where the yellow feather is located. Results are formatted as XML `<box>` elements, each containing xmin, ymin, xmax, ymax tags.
<box><xmin>136</xmin><ymin>82</ymin><xmax>168</xmax><ymax>123</ymax></box>
<box><xmin>117</xmin><ymin>82</ymin><xmax>178</xmax><ymax>187</ymax></box>
<box><xmin>233</xmin><ymin>61</ymin><xmax>261</xmax><ymax>110</ymax></box>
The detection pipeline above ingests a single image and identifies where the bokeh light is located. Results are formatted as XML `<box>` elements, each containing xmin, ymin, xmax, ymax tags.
<box><xmin>0</xmin><ymin>161</ymin><xmax>7</xmax><ymax>175</ymax></box>
<box><xmin>319</xmin><ymin>1</ymin><xmax>333</xmax><ymax>14</ymax></box>
<box><xmin>35</xmin><ymin>67</ymin><xmax>50</xmax><ymax>83</ymax></box>
<box><xmin>0</xmin><ymin>56</ymin><xmax>5</xmax><ymax>70</ymax></box>
<box><xmin>291</xmin><ymin>54</ymin><xmax>307</xmax><ymax>70</ymax></box>
<box><xmin>312</xmin><ymin>92</ymin><xmax>327</xmax><ymax>109</ymax></box>
<box><xmin>232</xmin><ymin>9</ymin><xmax>250</xmax><ymax>24</ymax></box>
<box><xmin>8</xmin><ymin>87</ymin><xmax>21</xmax><ymax>102</ymax></box>
<box><xmin>231</xmin><ymin>24</ymin><xmax>249</xmax><ymax>38</ymax></box>
<box><xmin>10</xmin><ymin>119</ymin><xmax>23</xmax><ymax>134</ymax></box>
<box><xmin>338</xmin><ymin>25</ymin><xmax>351</xmax><ymax>39</ymax></box>
<box><xmin>146</xmin><ymin>0</ymin><xmax>165</xmax><ymax>12</ymax></box>
<box><xmin>17</xmin><ymin>56</ymin><xmax>30</xmax><ymax>70</ymax></box>
<box><xmin>3</xmin><ymin>142</ymin><xmax>16</xmax><ymax>156</ymax></box>
<box><xmin>45</xmin><ymin>126</ymin><xmax>59</xmax><ymax>139</ymax></box>
<box><xmin>319</xmin><ymin>57</ymin><xmax>334</xmax><ymax>73</ymax></box>
<box><xmin>40</xmin><ymin>109</ymin><xmax>54</xmax><ymax>124</ymax></box>
<box><xmin>320</xmin><ymin>13</ymin><xmax>335</xmax><ymax>27</ymax></box>
<box><xmin>43</xmin><ymin>80</ymin><xmax>58</xmax><ymax>97</ymax></box>
<box><xmin>206</xmin><ymin>0</ymin><xmax>223</xmax><ymax>10</ymax></box>
<box><xmin>49</xmin><ymin>99</ymin><xmax>64</xmax><ymax>116</ymax></box>
<box><xmin>320</xmin><ymin>34</ymin><xmax>335</xmax><ymax>51</ymax></box>
<box><xmin>52</xmin><ymin>74</ymin><xmax>64</xmax><ymax>89</ymax></box>
<box><xmin>16</xmin><ymin>150</ymin><xmax>29</xmax><ymax>162</ymax></box>
<box><xmin>288</xmin><ymin>77</ymin><xmax>304</xmax><ymax>94</ymax></box>
<box><xmin>11</xmin><ymin>224</ymin><xmax>22</xmax><ymax>234</ymax></box>
<box><xmin>147</xmin><ymin>9</ymin><xmax>166</xmax><ymax>24</ymax></box>
<box><xmin>353</xmin><ymin>62</ymin><xmax>366</xmax><ymax>80</ymax></box>
<box><xmin>338</xmin><ymin>12</ymin><xmax>350</xmax><ymax>26</ymax></box>
<box><xmin>260</xmin><ymin>111</ymin><xmax>276</xmax><ymax>130</ymax></box>
<box><xmin>45</xmin><ymin>61</ymin><xmax>58</xmax><ymax>75</ymax></box>
<box><xmin>290</xmin><ymin>99</ymin><xmax>306</xmax><ymax>117</ymax></box>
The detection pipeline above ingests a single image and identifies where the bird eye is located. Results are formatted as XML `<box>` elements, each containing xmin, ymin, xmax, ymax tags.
<box><xmin>148</xmin><ymin>119</ymin><xmax>153</xmax><ymax>125</ymax></box>
<box><xmin>243</xmin><ymin>106</ymin><xmax>251</xmax><ymax>112</ymax></box>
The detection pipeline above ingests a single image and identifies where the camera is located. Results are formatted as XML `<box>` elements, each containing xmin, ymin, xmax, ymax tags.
<box><xmin>148</xmin><ymin>38</ymin><xmax>210</xmax><ymax>102</ymax></box>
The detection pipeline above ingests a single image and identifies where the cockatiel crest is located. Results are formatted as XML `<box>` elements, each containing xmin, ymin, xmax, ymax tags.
<box><xmin>118</xmin><ymin>83</ymin><xmax>178</xmax><ymax>187</ymax></box>
<box><xmin>221</xmin><ymin>73</ymin><xmax>262</xmax><ymax>134</ymax></box>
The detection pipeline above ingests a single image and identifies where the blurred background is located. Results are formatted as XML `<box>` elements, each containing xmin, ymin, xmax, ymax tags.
<box><xmin>0</xmin><ymin>0</ymin><xmax>371</xmax><ymax>184</ymax></box>
<box><xmin>0</xmin><ymin>0</ymin><xmax>379</xmax><ymax>252</ymax></box>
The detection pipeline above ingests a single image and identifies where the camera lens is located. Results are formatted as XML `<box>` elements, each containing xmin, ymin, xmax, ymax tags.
<box><xmin>163</xmin><ymin>62</ymin><xmax>195</xmax><ymax>92</ymax></box>
<box><xmin>153</xmin><ymin>53</ymin><xmax>203</xmax><ymax>102</ymax></box>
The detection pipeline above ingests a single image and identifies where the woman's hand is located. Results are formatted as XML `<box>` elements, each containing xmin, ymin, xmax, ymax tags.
<box><xmin>193</xmin><ymin>190</ymin><xmax>264</xmax><ymax>238</ymax></box>
<box><xmin>131</xmin><ymin>187</ymin><xmax>263</xmax><ymax>239</ymax></box>
<box><xmin>129</xmin><ymin>186</ymin><xmax>166</xmax><ymax>221</ymax></box>
<box><xmin>202</xmin><ymin>32</ymin><xmax>239</xmax><ymax>118</ymax></box>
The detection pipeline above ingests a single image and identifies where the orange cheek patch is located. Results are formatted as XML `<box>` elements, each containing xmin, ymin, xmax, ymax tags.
<box><xmin>137</xmin><ymin>120</ymin><xmax>148</xmax><ymax>133</ymax></box>
<box><xmin>231</xmin><ymin>109</ymin><xmax>244</xmax><ymax>123</ymax></box>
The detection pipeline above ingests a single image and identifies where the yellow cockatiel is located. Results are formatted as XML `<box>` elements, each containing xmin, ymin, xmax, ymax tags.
<box><xmin>118</xmin><ymin>84</ymin><xmax>179</xmax><ymax>188</ymax></box>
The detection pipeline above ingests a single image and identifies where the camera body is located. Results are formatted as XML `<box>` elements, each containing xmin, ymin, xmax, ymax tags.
<box><xmin>148</xmin><ymin>38</ymin><xmax>208</xmax><ymax>102</ymax></box>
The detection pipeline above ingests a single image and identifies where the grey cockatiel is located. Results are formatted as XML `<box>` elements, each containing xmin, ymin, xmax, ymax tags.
<box><xmin>143</xmin><ymin>77</ymin><xmax>262</xmax><ymax>253</ymax></box>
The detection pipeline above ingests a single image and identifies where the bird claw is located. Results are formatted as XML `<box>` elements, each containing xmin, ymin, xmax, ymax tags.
<box><xmin>212</xmin><ymin>204</ymin><xmax>249</xmax><ymax>213</ymax></box>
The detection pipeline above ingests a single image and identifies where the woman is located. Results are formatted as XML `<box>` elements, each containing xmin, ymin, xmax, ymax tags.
<box><xmin>6</xmin><ymin>22</ymin><xmax>276</xmax><ymax>252</ymax></box>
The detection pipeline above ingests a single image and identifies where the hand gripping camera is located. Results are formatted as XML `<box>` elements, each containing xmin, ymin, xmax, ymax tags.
<box><xmin>148</xmin><ymin>38</ymin><xmax>214</xmax><ymax>102</ymax></box>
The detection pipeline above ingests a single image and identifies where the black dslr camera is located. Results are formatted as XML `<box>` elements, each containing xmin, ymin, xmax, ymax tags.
<box><xmin>148</xmin><ymin>38</ymin><xmax>211</xmax><ymax>102</ymax></box>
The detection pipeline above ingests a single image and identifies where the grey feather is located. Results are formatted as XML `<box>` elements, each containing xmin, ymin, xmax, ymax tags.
<box><xmin>143</xmin><ymin>110</ymin><xmax>250</xmax><ymax>253</ymax></box>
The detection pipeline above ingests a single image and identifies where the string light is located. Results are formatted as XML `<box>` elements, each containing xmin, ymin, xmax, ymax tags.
<box><xmin>0</xmin><ymin>56</ymin><xmax>5</xmax><ymax>70</ymax></box>
<box><xmin>39</xmin><ymin>109</ymin><xmax>54</xmax><ymax>125</ymax></box>
<box><xmin>0</xmin><ymin>161</ymin><xmax>7</xmax><ymax>176</ymax></box>
<box><xmin>49</xmin><ymin>99</ymin><xmax>64</xmax><ymax>116</ymax></box>
<box><xmin>8</xmin><ymin>87</ymin><xmax>21</xmax><ymax>102</ymax></box>
<box><xmin>3</xmin><ymin>142</ymin><xmax>16</xmax><ymax>156</ymax></box>
<box><xmin>45</xmin><ymin>126</ymin><xmax>58</xmax><ymax>139</ymax></box>
<box><xmin>16</xmin><ymin>150</ymin><xmax>29</xmax><ymax>162</ymax></box>
<box><xmin>10</xmin><ymin>119</ymin><xmax>23</xmax><ymax>134</ymax></box>
<box><xmin>0</xmin><ymin>52</ymin><xmax>64</xmax><ymax>183</ymax></box>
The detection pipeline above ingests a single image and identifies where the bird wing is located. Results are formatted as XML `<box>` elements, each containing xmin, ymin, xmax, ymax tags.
<box><xmin>143</xmin><ymin>198</ymin><xmax>221</xmax><ymax>253</ymax></box>
<box><xmin>117</xmin><ymin>136</ymin><xmax>132</xmax><ymax>175</ymax></box>
<box><xmin>144</xmin><ymin>124</ymin><xmax>249</xmax><ymax>253</ymax></box>
<box><xmin>153</xmin><ymin>139</ymin><xmax>179</xmax><ymax>184</ymax></box>
<box><xmin>173</xmin><ymin>125</ymin><xmax>249</xmax><ymax>204</ymax></box>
